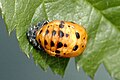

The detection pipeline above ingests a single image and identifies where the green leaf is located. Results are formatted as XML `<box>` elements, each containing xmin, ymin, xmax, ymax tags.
<box><xmin>1</xmin><ymin>0</ymin><xmax>120</xmax><ymax>79</ymax></box>
<box><xmin>75</xmin><ymin>0</ymin><xmax>120</xmax><ymax>79</ymax></box>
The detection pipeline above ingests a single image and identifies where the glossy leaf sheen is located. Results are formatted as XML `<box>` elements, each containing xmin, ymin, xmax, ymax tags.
<box><xmin>1</xmin><ymin>0</ymin><xmax>120</xmax><ymax>79</ymax></box>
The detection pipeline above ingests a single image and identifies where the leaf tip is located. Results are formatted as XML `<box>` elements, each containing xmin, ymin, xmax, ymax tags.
<box><xmin>26</xmin><ymin>54</ymin><xmax>30</xmax><ymax>58</ymax></box>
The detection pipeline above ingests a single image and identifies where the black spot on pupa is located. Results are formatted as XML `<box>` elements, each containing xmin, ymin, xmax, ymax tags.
<box><xmin>73</xmin><ymin>45</ymin><xmax>78</xmax><ymax>51</ymax></box>
<box><xmin>57</xmin><ymin>42</ymin><xmax>63</xmax><ymax>48</ymax></box>
<box><xmin>38</xmin><ymin>39</ymin><xmax>41</xmax><ymax>43</ymax></box>
<box><xmin>55</xmin><ymin>50</ymin><xmax>60</xmax><ymax>53</ymax></box>
<box><xmin>83</xmin><ymin>37</ymin><xmax>85</xmax><ymax>39</ymax></box>
<box><xmin>66</xmin><ymin>34</ymin><xmax>69</xmax><ymax>37</ymax></box>
<box><xmin>59</xmin><ymin>30</ymin><xmax>64</xmax><ymax>38</ymax></box>
<box><xmin>51</xmin><ymin>41</ymin><xmax>54</xmax><ymax>47</ymax></box>
<box><xmin>52</xmin><ymin>50</ymin><xmax>54</xmax><ymax>52</ymax></box>
<box><xmin>52</xmin><ymin>30</ymin><xmax>56</xmax><ymax>36</ymax></box>
<box><xmin>45</xmin><ymin>29</ymin><xmax>49</xmax><ymax>35</ymax></box>
<box><xmin>59</xmin><ymin>21</ymin><xmax>64</xmax><ymax>28</ymax></box>
<box><xmin>82</xmin><ymin>45</ymin><xmax>84</xmax><ymax>48</ymax></box>
<box><xmin>68</xmin><ymin>25</ymin><xmax>70</xmax><ymax>27</ymax></box>
<box><xmin>64</xmin><ymin>53</ymin><xmax>66</xmax><ymax>55</ymax></box>
<box><xmin>44</xmin><ymin>40</ymin><xmax>48</xmax><ymax>45</ymax></box>
<box><xmin>64</xmin><ymin>44</ymin><xmax>67</xmax><ymax>47</ymax></box>
<box><xmin>75</xmin><ymin>32</ymin><xmax>80</xmax><ymax>39</ymax></box>
<box><xmin>40</xmin><ymin>30</ymin><xmax>42</xmax><ymax>34</ymax></box>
